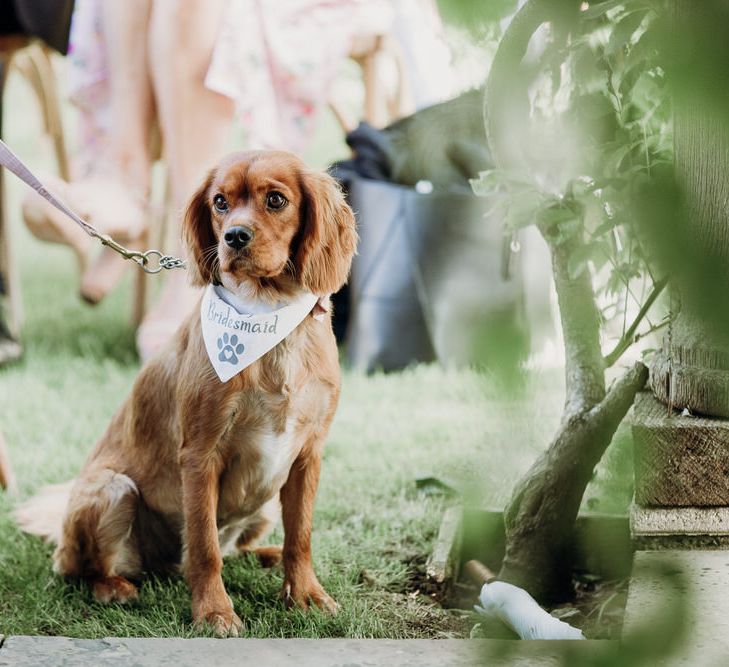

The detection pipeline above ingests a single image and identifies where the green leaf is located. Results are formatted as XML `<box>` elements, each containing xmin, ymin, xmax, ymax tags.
<box><xmin>574</xmin><ymin>92</ymin><xmax>615</xmax><ymax>120</ymax></box>
<box><xmin>606</xmin><ymin>10</ymin><xmax>648</xmax><ymax>55</ymax></box>
<box><xmin>436</xmin><ymin>0</ymin><xmax>517</xmax><ymax>32</ymax></box>
<box><xmin>553</xmin><ymin>217</ymin><xmax>583</xmax><ymax>245</ymax></box>
<box><xmin>581</xmin><ymin>0</ymin><xmax>627</xmax><ymax>20</ymax></box>
<box><xmin>470</xmin><ymin>169</ymin><xmax>504</xmax><ymax>198</ymax></box>
<box><xmin>567</xmin><ymin>242</ymin><xmax>598</xmax><ymax>279</ymax></box>
<box><xmin>590</xmin><ymin>242</ymin><xmax>612</xmax><ymax>272</ymax></box>
<box><xmin>538</xmin><ymin>204</ymin><xmax>576</xmax><ymax>227</ymax></box>
<box><xmin>604</xmin><ymin>141</ymin><xmax>637</xmax><ymax>173</ymax></box>
<box><xmin>629</xmin><ymin>70</ymin><xmax>663</xmax><ymax>116</ymax></box>
<box><xmin>622</xmin><ymin>20</ymin><xmax>661</xmax><ymax>76</ymax></box>
<box><xmin>592</xmin><ymin>216</ymin><xmax>620</xmax><ymax>238</ymax></box>
<box><xmin>506</xmin><ymin>189</ymin><xmax>547</xmax><ymax>230</ymax></box>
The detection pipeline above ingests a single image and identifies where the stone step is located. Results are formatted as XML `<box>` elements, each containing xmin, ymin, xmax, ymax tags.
<box><xmin>622</xmin><ymin>549</ymin><xmax>729</xmax><ymax>665</ymax></box>
<box><xmin>631</xmin><ymin>502</ymin><xmax>729</xmax><ymax>549</ymax></box>
<box><xmin>0</xmin><ymin>637</ymin><xmax>618</xmax><ymax>666</ymax></box>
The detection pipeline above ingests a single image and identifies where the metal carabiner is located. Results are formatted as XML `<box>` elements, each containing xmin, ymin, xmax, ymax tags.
<box><xmin>135</xmin><ymin>250</ymin><xmax>187</xmax><ymax>274</ymax></box>
<box><xmin>137</xmin><ymin>249</ymin><xmax>165</xmax><ymax>274</ymax></box>
<box><xmin>99</xmin><ymin>234</ymin><xmax>134</xmax><ymax>257</ymax></box>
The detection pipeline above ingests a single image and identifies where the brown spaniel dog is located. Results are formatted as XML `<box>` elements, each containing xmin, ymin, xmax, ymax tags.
<box><xmin>16</xmin><ymin>151</ymin><xmax>357</xmax><ymax>636</ymax></box>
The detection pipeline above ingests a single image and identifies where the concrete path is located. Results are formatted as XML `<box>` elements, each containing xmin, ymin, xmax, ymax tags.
<box><xmin>0</xmin><ymin>637</ymin><xmax>621</xmax><ymax>667</ymax></box>
<box><xmin>16</xmin><ymin>551</ymin><xmax>729</xmax><ymax>666</ymax></box>
<box><xmin>622</xmin><ymin>549</ymin><xmax>729</xmax><ymax>666</ymax></box>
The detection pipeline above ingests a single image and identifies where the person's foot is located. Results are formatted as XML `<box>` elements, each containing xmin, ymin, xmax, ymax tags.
<box><xmin>67</xmin><ymin>176</ymin><xmax>148</xmax><ymax>243</ymax></box>
<box><xmin>22</xmin><ymin>175</ymin><xmax>148</xmax><ymax>304</ymax></box>
<box><xmin>22</xmin><ymin>174</ymin><xmax>93</xmax><ymax>273</ymax></box>
<box><xmin>136</xmin><ymin>270</ymin><xmax>201</xmax><ymax>363</ymax></box>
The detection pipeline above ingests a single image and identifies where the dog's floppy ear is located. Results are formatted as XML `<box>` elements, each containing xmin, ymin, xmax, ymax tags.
<box><xmin>295</xmin><ymin>170</ymin><xmax>357</xmax><ymax>295</ymax></box>
<box><xmin>182</xmin><ymin>169</ymin><xmax>217</xmax><ymax>286</ymax></box>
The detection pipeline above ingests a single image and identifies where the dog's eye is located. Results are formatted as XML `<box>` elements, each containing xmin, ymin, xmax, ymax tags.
<box><xmin>266</xmin><ymin>191</ymin><xmax>287</xmax><ymax>210</ymax></box>
<box><xmin>213</xmin><ymin>194</ymin><xmax>228</xmax><ymax>213</ymax></box>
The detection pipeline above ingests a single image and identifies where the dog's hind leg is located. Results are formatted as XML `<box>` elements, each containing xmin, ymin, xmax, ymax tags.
<box><xmin>235</xmin><ymin>498</ymin><xmax>282</xmax><ymax>567</ymax></box>
<box><xmin>53</xmin><ymin>467</ymin><xmax>142</xmax><ymax>603</ymax></box>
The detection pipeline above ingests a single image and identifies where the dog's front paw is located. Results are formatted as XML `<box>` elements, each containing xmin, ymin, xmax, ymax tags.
<box><xmin>193</xmin><ymin>596</ymin><xmax>244</xmax><ymax>637</ymax></box>
<box><xmin>283</xmin><ymin>576</ymin><xmax>338</xmax><ymax>614</ymax></box>
<box><xmin>201</xmin><ymin>609</ymin><xmax>244</xmax><ymax>637</ymax></box>
<box><xmin>195</xmin><ymin>605</ymin><xmax>243</xmax><ymax>637</ymax></box>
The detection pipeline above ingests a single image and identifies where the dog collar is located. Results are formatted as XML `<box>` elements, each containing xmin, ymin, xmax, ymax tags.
<box><xmin>200</xmin><ymin>284</ymin><xmax>318</xmax><ymax>382</ymax></box>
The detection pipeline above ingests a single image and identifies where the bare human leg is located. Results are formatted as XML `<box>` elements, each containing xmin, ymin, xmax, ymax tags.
<box><xmin>79</xmin><ymin>0</ymin><xmax>156</xmax><ymax>303</ymax></box>
<box><xmin>22</xmin><ymin>0</ymin><xmax>156</xmax><ymax>303</ymax></box>
<box><xmin>137</xmin><ymin>0</ymin><xmax>234</xmax><ymax>362</ymax></box>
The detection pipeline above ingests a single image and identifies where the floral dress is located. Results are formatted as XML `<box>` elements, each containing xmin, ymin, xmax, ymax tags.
<box><xmin>67</xmin><ymin>0</ymin><xmax>451</xmax><ymax>172</ymax></box>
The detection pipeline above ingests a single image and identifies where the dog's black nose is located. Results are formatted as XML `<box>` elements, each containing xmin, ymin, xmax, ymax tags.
<box><xmin>224</xmin><ymin>226</ymin><xmax>254</xmax><ymax>250</ymax></box>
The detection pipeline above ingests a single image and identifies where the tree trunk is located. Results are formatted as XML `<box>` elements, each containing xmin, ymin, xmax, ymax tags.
<box><xmin>547</xmin><ymin>235</ymin><xmax>605</xmax><ymax>416</ymax></box>
<box><xmin>497</xmin><ymin>227</ymin><xmax>647</xmax><ymax>601</ymax></box>
<box><xmin>499</xmin><ymin>363</ymin><xmax>647</xmax><ymax>600</ymax></box>
<box><xmin>484</xmin><ymin>0</ymin><xmax>648</xmax><ymax>601</ymax></box>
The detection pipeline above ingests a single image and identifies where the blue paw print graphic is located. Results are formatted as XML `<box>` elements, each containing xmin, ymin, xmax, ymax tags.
<box><xmin>217</xmin><ymin>333</ymin><xmax>245</xmax><ymax>364</ymax></box>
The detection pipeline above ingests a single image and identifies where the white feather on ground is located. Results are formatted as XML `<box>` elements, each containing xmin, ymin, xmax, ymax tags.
<box><xmin>475</xmin><ymin>580</ymin><xmax>585</xmax><ymax>640</ymax></box>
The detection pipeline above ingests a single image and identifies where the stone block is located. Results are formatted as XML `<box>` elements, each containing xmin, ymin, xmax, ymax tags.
<box><xmin>632</xmin><ymin>391</ymin><xmax>729</xmax><ymax>506</ymax></box>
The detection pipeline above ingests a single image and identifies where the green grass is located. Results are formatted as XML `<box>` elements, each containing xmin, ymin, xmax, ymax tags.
<box><xmin>0</xmin><ymin>66</ymin><xmax>635</xmax><ymax>639</ymax></box>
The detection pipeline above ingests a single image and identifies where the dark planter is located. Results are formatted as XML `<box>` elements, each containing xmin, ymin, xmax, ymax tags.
<box><xmin>346</xmin><ymin>176</ymin><xmax>528</xmax><ymax>372</ymax></box>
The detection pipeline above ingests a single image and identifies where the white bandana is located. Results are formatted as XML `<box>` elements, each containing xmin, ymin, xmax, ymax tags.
<box><xmin>200</xmin><ymin>284</ymin><xmax>317</xmax><ymax>382</ymax></box>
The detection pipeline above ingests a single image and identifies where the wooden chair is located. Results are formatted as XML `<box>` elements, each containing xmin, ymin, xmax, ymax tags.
<box><xmin>1</xmin><ymin>40</ymin><xmax>152</xmax><ymax>333</ymax></box>
<box><xmin>0</xmin><ymin>39</ymin><xmax>69</xmax><ymax>339</ymax></box>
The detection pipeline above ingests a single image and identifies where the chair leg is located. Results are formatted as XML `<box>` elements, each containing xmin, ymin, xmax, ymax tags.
<box><xmin>1</xmin><ymin>41</ymin><xmax>72</xmax><ymax>338</ymax></box>
<box><xmin>131</xmin><ymin>259</ymin><xmax>147</xmax><ymax>327</ymax></box>
<box><xmin>0</xmin><ymin>169</ymin><xmax>23</xmax><ymax>336</ymax></box>
<box><xmin>12</xmin><ymin>43</ymin><xmax>70</xmax><ymax>180</ymax></box>
<box><xmin>0</xmin><ymin>430</ymin><xmax>17</xmax><ymax>496</ymax></box>
<box><xmin>0</xmin><ymin>52</ymin><xmax>24</xmax><ymax>337</ymax></box>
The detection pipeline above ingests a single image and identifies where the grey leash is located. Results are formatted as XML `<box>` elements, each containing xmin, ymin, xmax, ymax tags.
<box><xmin>0</xmin><ymin>139</ymin><xmax>186</xmax><ymax>274</ymax></box>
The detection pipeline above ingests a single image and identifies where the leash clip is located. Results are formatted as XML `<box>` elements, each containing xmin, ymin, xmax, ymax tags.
<box><xmin>135</xmin><ymin>250</ymin><xmax>187</xmax><ymax>274</ymax></box>
<box><xmin>97</xmin><ymin>236</ymin><xmax>186</xmax><ymax>274</ymax></box>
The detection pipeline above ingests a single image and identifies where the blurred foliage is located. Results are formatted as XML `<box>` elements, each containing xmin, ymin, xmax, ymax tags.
<box><xmin>472</xmin><ymin>0</ymin><xmax>672</xmax><ymax>356</ymax></box>
<box><xmin>437</xmin><ymin>0</ymin><xmax>519</xmax><ymax>35</ymax></box>
<box><xmin>640</xmin><ymin>1</ymin><xmax>729</xmax><ymax>337</ymax></box>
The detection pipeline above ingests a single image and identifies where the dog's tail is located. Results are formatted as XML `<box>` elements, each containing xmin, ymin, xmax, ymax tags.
<box><xmin>13</xmin><ymin>481</ymin><xmax>73</xmax><ymax>544</ymax></box>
